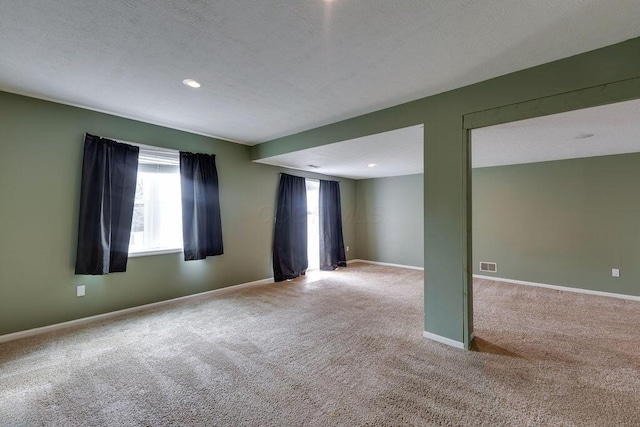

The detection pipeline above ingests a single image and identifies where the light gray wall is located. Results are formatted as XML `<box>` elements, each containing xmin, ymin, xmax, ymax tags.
<box><xmin>0</xmin><ymin>91</ymin><xmax>356</xmax><ymax>336</ymax></box>
<box><xmin>473</xmin><ymin>153</ymin><xmax>640</xmax><ymax>297</ymax></box>
<box><xmin>356</xmin><ymin>174</ymin><xmax>424</xmax><ymax>268</ymax></box>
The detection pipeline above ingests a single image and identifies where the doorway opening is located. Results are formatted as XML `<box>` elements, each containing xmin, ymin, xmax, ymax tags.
<box><xmin>467</xmin><ymin>98</ymin><xmax>640</xmax><ymax>355</ymax></box>
<box><xmin>306</xmin><ymin>179</ymin><xmax>320</xmax><ymax>271</ymax></box>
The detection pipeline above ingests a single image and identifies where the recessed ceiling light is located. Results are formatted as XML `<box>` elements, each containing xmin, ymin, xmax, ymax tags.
<box><xmin>368</xmin><ymin>163</ymin><xmax>377</xmax><ymax>168</ymax></box>
<box><xmin>182</xmin><ymin>79</ymin><xmax>201</xmax><ymax>88</ymax></box>
<box><xmin>574</xmin><ymin>133</ymin><xmax>594</xmax><ymax>139</ymax></box>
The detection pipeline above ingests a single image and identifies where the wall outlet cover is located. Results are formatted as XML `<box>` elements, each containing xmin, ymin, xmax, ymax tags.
<box><xmin>77</xmin><ymin>285</ymin><xmax>86</xmax><ymax>297</ymax></box>
<box><xmin>612</xmin><ymin>268</ymin><xmax>620</xmax><ymax>278</ymax></box>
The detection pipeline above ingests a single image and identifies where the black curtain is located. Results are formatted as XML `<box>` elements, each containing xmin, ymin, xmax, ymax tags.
<box><xmin>75</xmin><ymin>134</ymin><xmax>139</xmax><ymax>275</ymax></box>
<box><xmin>319</xmin><ymin>180</ymin><xmax>347</xmax><ymax>271</ymax></box>
<box><xmin>180</xmin><ymin>152</ymin><xmax>223</xmax><ymax>261</ymax></box>
<box><xmin>273</xmin><ymin>174</ymin><xmax>308</xmax><ymax>282</ymax></box>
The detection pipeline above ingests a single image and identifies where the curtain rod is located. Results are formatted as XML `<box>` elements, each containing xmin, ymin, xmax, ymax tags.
<box><xmin>92</xmin><ymin>135</ymin><xmax>221</xmax><ymax>158</ymax></box>
<box><xmin>94</xmin><ymin>133</ymin><xmax>178</xmax><ymax>154</ymax></box>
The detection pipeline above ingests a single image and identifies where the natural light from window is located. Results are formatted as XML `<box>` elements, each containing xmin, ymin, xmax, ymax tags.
<box><xmin>129</xmin><ymin>145</ymin><xmax>183</xmax><ymax>255</ymax></box>
<box><xmin>306</xmin><ymin>179</ymin><xmax>320</xmax><ymax>270</ymax></box>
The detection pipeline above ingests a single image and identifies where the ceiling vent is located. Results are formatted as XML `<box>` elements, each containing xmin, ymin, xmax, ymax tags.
<box><xmin>479</xmin><ymin>262</ymin><xmax>497</xmax><ymax>273</ymax></box>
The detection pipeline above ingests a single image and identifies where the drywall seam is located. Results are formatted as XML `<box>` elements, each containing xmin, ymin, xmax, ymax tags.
<box><xmin>0</xmin><ymin>277</ymin><xmax>274</xmax><ymax>344</ymax></box>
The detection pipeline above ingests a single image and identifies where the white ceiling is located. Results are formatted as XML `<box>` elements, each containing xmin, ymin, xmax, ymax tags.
<box><xmin>257</xmin><ymin>99</ymin><xmax>640</xmax><ymax>179</ymax></box>
<box><xmin>0</xmin><ymin>1</ymin><xmax>639</xmax><ymax>144</ymax></box>
<box><xmin>256</xmin><ymin>125</ymin><xmax>424</xmax><ymax>179</ymax></box>
<box><xmin>472</xmin><ymin>99</ymin><xmax>640</xmax><ymax>168</ymax></box>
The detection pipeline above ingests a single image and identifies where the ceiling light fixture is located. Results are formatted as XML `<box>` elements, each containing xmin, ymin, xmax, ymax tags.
<box><xmin>368</xmin><ymin>163</ymin><xmax>377</xmax><ymax>168</ymax></box>
<box><xmin>574</xmin><ymin>133</ymin><xmax>594</xmax><ymax>139</ymax></box>
<box><xmin>182</xmin><ymin>79</ymin><xmax>201</xmax><ymax>88</ymax></box>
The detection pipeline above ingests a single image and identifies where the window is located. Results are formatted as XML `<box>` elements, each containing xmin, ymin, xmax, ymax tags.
<box><xmin>129</xmin><ymin>145</ymin><xmax>183</xmax><ymax>256</ymax></box>
<box><xmin>306</xmin><ymin>179</ymin><xmax>320</xmax><ymax>270</ymax></box>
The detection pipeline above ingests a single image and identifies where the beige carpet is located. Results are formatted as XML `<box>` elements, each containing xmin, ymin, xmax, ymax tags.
<box><xmin>1</xmin><ymin>263</ymin><xmax>639</xmax><ymax>426</ymax></box>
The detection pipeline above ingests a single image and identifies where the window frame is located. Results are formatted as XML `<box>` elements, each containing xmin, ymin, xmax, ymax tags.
<box><xmin>127</xmin><ymin>142</ymin><xmax>184</xmax><ymax>258</ymax></box>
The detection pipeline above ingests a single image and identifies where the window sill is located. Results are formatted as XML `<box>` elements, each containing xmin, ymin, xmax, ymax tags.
<box><xmin>129</xmin><ymin>248</ymin><xmax>183</xmax><ymax>258</ymax></box>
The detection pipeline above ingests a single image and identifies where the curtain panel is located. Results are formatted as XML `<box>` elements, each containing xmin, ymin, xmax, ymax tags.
<box><xmin>273</xmin><ymin>173</ymin><xmax>308</xmax><ymax>282</ymax></box>
<box><xmin>75</xmin><ymin>134</ymin><xmax>139</xmax><ymax>275</ymax></box>
<box><xmin>179</xmin><ymin>152</ymin><xmax>223</xmax><ymax>261</ymax></box>
<box><xmin>319</xmin><ymin>180</ymin><xmax>347</xmax><ymax>271</ymax></box>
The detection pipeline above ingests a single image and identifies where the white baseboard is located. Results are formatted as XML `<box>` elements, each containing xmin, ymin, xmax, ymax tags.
<box><xmin>473</xmin><ymin>274</ymin><xmax>640</xmax><ymax>302</ymax></box>
<box><xmin>423</xmin><ymin>331</ymin><xmax>464</xmax><ymax>349</ymax></box>
<box><xmin>0</xmin><ymin>277</ymin><xmax>274</xmax><ymax>344</ymax></box>
<box><xmin>349</xmin><ymin>259</ymin><xmax>424</xmax><ymax>271</ymax></box>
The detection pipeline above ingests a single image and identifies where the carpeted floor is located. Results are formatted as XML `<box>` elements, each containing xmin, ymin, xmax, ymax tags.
<box><xmin>1</xmin><ymin>263</ymin><xmax>639</xmax><ymax>426</ymax></box>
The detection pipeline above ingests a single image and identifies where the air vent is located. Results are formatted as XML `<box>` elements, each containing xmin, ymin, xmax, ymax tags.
<box><xmin>307</xmin><ymin>164</ymin><xmax>321</xmax><ymax>169</ymax></box>
<box><xmin>479</xmin><ymin>262</ymin><xmax>497</xmax><ymax>273</ymax></box>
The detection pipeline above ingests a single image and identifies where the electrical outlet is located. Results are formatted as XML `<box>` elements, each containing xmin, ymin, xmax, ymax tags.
<box><xmin>612</xmin><ymin>268</ymin><xmax>620</xmax><ymax>278</ymax></box>
<box><xmin>77</xmin><ymin>285</ymin><xmax>86</xmax><ymax>297</ymax></box>
<box><xmin>346</xmin><ymin>246</ymin><xmax>350</xmax><ymax>252</ymax></box>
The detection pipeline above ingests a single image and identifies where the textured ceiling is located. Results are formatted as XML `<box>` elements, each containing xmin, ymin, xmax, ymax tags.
<box><xmin>472</xmin><ymin>99</ymin><xmax>640</xmax><ymax>168</ymax></box>
<box><xmin>0</xmin><ymin>1</ymin><xmax>639</xmax><ymax>144</ymax></box>
<box><xmin>259</xmin><ymin>99</ymin><xmax>640</xmax><ymax>179</ymax></box>
<box><xmin>256</xmin><ymin>125</ymin><xmax>424</xmax><ymax>179</ymax></box>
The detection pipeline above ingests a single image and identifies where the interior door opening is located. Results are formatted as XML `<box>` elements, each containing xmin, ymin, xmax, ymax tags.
<box><xmin>467</xmin><ymin>97</ymin><xmax>640</xmax><ymax>352</ymax></box>
<box><xmin>306</xmin><ymin>179</ymin><xmax>320</xmax><ymax>271</ymax></box>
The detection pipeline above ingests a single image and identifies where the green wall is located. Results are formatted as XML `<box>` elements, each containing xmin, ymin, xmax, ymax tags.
<box><xmin>253</xmin><ymin>37</ymin><xmax>640</xmax><ymax>345</ymax></box>
<box><xmin>3</xmin><ymin>38</ymin><xmax>640</xmax><ymax>344</ymax></box>
<box><xmin>473</xmin><ymin>154</ymin><xmax>640</xmax><ymax>297</ymax></box>
<box><xmin>356</xmin><ymin>174</ymin><xmax>423</xmax><ymax>268</ymax></box>
<box><xmin>354</xmin><ymin>154</ymin><xmax>640</xmax><ymax>298</ymax></box>
<box><xmin>0</xmin><ymin>91</ymin><xmax>356</xmax><ymax>336</ymax></box>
